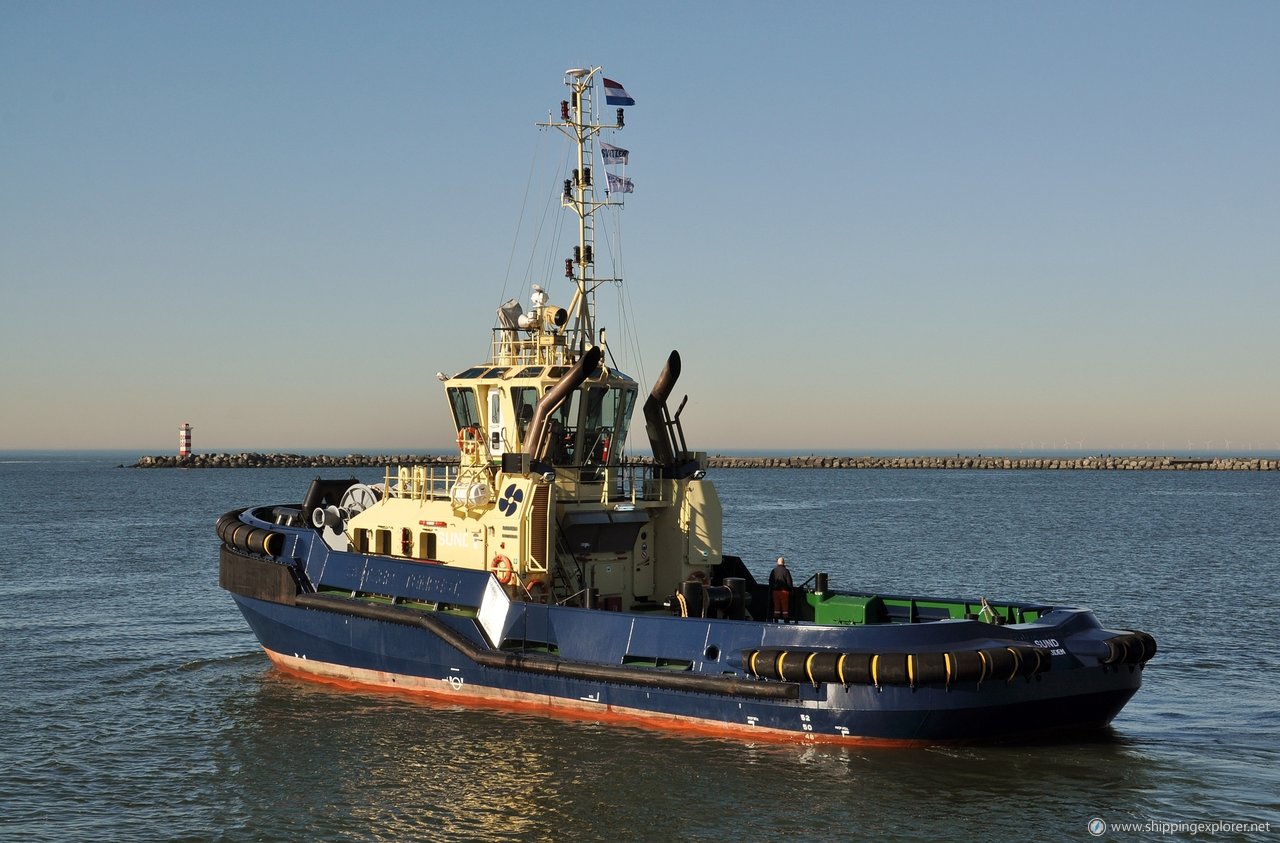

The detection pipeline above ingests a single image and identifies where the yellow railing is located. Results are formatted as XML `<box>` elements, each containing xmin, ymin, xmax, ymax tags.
<box><xmin>489</xmin><ymin>329</ymin><xmax>572</xmax><ymax>367</ymax></box>
<box><xmin>379</xmin><ymin>460</ymin><xmax>671</xmax><ymax>506</ymax></box>
<box><xmin>382</xmin><ymin>464</ymin><xmax>460</xmax><ymax>502</ymax></box>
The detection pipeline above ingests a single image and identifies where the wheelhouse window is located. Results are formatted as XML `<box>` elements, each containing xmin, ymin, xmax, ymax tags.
<box><xmin>511</xmin><ymin>386</ymin><xmax>539</xmax><ymax>445</ymax></box>
<box><xmin>447</xmin><ymin>387</ymin><xmax>480</xmax><ymax>432</ymax></box>
<box><xmin>548</xmin><ymin>389</ymin><xmax>582</xmax><ymax>464</ymax></box>
<box><xmin>582</xmin><ymin>386</ymin><xmax>636</xmax><ymax>465</ymax></box>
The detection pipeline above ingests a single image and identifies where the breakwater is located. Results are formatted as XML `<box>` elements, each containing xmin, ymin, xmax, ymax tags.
<box><xmin>132</xmin><ymin>453</ymin><xmax>1278</xmax><ymax>471</ymax></box>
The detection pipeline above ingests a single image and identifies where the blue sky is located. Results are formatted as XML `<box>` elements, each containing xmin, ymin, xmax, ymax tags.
<box><xmin>3</xmin><ymin>2</ymin><xmax>1277</xmax><ymax>454</ymax></box>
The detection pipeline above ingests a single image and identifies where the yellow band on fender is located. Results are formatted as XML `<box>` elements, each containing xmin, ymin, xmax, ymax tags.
<box><xmin>805</xmin><ymin>652</ymin><xmax>819</xmax><ymax>686</ymax></box>
<box><xmin>871</xmin><ymin>654</ymin><xmax>881</xmax><ymax>688</ymax></box>
<box><xmin>837</xmin><ymin>653</ymin><xmax>848</xmax><ymax>685</ymax></box>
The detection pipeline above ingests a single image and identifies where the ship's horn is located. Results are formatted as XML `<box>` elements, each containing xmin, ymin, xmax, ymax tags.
<box><xmin>523</xmin><ymin>345</ymin><xmax>603</xmax><ymax>460</ymax></box>
<box><xmin>644</xmin><ymin>350</ymin><xmax>681</xmax><ymax>470</ymax></box>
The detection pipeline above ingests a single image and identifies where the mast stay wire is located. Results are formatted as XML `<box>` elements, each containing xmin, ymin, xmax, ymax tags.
<box><xmin>498</xmin><ymin>129</ymin><xmax>548</xmax><ymax>319</ymax></box>
<box><xmin>500</xmin><ymin>130</ymin><xmax>576</xmax><ymax>328</ymax></box>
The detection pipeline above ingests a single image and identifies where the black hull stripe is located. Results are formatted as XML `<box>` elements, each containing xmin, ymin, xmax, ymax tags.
<box><xmin>293</xmin><ymin>592</ymin><xmax>800</xmax><ymax>701</ymax></box>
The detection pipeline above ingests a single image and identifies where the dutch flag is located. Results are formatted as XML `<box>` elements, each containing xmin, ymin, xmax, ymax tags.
<box><xmin>603</xmin><ymin>78</ymin><xmax>635</xmax><ymax>107</ymax></box>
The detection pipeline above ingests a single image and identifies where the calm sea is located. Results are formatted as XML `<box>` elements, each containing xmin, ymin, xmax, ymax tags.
<box><xmin>1</xmin><ymin>455</ymin><xmax>1277</xmax><ymax>841</ymax></box>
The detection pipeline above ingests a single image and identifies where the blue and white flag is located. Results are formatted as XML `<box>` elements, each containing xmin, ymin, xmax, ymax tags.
<box><xmin>606</xmin><ymin>171</ymin><xmax>634</xmax><ymax>194</ymax></box>
<box><xmin>600</xmin><ymin>142</ymin><xmax>629</xmax><ymax>165</ymax></box>
<box><xmin>603</xmin><ymin>77</ymin><xmax>635</xmax><ymax>107</ymax></box>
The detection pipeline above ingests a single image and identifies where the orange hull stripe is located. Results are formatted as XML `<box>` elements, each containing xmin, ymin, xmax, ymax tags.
<box><xmin>261</xmin><ymin>647</ymin><xmax>934</xmax><ymax>749</ymax></box>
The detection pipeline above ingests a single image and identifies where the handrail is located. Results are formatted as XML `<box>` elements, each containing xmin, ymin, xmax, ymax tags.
<box><xmin>489</xmin><ymin>328</ymin><xmax>571</xmax><ymax>367</ymax></box>
<box><xmin>382</xmin><ymin>463</ymin><xmax>460</xmax><ymax>502</ymax></box>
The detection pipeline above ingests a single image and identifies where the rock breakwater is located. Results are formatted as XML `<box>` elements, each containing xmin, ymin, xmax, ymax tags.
<box><xmin>704</xmin><ymin>455</ymin><xmax>1277</xmax><ymax>471</ymax></box>
<box><xmin>134</xmin><ymin>453</ymin><xmax>455</xmax><ymax>469</ymax></box>
<box><xmin>132</xmin><ymin>453</ymin><xmax>1277</xmax><ymax>471</ymax></box>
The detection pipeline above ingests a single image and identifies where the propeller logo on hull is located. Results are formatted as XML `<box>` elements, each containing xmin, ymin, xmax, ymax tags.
<box><xmin>498</xmin><ymin>484</ymin><xmax>524</xmax><ymax>516</ymax></box>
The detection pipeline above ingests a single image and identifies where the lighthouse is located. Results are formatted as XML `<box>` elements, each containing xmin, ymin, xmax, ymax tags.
<box><xmin>179</xmin><ymin>422</ymin><xmax>193</xmax><ymax>457</ymax></box>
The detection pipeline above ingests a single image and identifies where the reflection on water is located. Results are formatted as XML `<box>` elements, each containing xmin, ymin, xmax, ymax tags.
<box><xmin>202</xmin><ymin>667</ymin><xmax>1179</xmax><ymax>842</ymax></box>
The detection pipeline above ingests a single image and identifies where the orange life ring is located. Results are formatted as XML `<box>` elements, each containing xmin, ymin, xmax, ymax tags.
<box><xmin>457</xmin><ymin>425</ymin><xmax>482</xmax><ymax>455</ymax></box>
<box><xmin>491</xmin><ymin>554</ymin><xmax>514</xmax><ymax>585</ymax></box>
<box><xmin>525</xmin><ymin>578</ymin><xmax>549</xmax><ymax>604</ymax></box>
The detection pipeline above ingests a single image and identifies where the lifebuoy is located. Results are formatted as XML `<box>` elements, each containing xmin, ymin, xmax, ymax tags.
<box><xmin>457</xmin><ymin>425</ymin><xmax>482</xmax><ymax>456</ymax></box>
<box><xmin>491</xmin><ymin>554</ymin><xmax>514</xmax><ymax>585</ymax></box>
<box><xmin>525</xmin><ymin>578</ymin><xmax>549</xmax><ymax>604</ymax></box>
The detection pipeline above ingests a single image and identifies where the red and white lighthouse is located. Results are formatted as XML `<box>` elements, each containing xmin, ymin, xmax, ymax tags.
<box><xmin>179</xmin><ymin>422</ymin><xmax>193</xmax><ymax>457</ymax></box>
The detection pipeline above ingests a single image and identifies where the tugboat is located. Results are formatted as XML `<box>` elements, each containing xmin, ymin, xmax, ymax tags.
<box><xmin>218</xmin><ymin>67</ymin><xmax>1156</xmax><ymax>744</ymax></box>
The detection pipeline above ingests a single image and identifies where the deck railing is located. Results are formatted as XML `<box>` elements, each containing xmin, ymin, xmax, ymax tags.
<box><xmin>379</xmin><ymin>460</ymin><xmax>672</xmax><ymax>507</ymax></box>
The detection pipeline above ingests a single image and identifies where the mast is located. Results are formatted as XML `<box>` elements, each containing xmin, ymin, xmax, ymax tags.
<box><xmin>540</xmin><ymin>67</ymin><xmax>625</xmax><ymax>361</ymax></box>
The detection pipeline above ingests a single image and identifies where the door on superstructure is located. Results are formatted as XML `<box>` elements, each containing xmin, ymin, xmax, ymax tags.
<box><xmin>488</xmin><ymin>389</ymin><xmax>504</xmax><ymax>454</ymax></box>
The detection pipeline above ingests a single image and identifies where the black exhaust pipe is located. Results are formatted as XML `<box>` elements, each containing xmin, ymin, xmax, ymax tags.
<box><xmin>523</xmin><ymin>345</ymin><xmax>603</xmax><ymax>460</ymax></box>
<box><xmin>644</xmin><ymin>350</ymin><xmax>681</xmax><ymax>470</ymax></box>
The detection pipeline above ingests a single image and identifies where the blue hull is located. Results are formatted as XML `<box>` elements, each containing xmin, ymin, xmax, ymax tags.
<box><xmin>222</xmin><ymin>514</ymin><xmax>1148</xmax><ymax>744</ymax></box>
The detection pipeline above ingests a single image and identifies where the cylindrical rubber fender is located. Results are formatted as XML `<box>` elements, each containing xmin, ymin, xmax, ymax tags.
<box><xmin>1109</xmin><ymin>631</ymin><xmax>1158</xmax><ymax>665</ymax></box>
<box><xmin>835</xmin><ymin>652</ymin><xmax>873</xmax><ymax>685</ymax></box>
<box><xmin>744</xmin><ymin>648</ymin><xmax>782</xmax><ymax>680</ymax></box>
<box><xmin>1102</xmin><ymin>635</ymin><xmax>1131</xmax><ymax>665</ymax></box>
<box><xmin>216</xmin><ymin>517</ymin><xmax>233</xmax><ymax>545</ymax></box>
<box><xmin>806</xmin><ymin>651</ymin><xmax>844</xmax><ymax>685</ymax></box>
<box><xmin>243</xmin><ymin>527</ymin><xmax>282</xmax><ymax>557</ymax></box>
<box><xmin>872</xmin><ymin>652</ymin><xmax>910</xmax><ymax>687</ymax></box>
<box><xmin>980</xmin><ymin>647</ymin><xmax>1018</xmax><ymax>682</ymax></box>
<box><xmin>909</xmin><ymin>652</ymin><xmax>950</xmax><ymax>687</ymax></box>
<box><xmin>947</xmin><ymin>650</ymin><xmax>987</xmax><ymax>684</ymax></box>
<box><xmin>776</xmin><ymin>651</ymin><xmax>814</xmax><ymax>684</ymax></box>
<box><xmin>1132</xmin><ymin>630</ymin><xmax>1158</xmax><ymax>663</ymax></box>
<box><xmin>230</xmin><ymin>522</ymin><xmax>255</xmax><ymax>551</ymax></box>
<box><xmin>216</xmin><ymin>510</ymin><xmax>246</xmax><ymax>545</ymax></box>
<box><xmin>1008</xmin><ymin>645</ymin><xmax>1049</xmax><ymax>677</ymax></box>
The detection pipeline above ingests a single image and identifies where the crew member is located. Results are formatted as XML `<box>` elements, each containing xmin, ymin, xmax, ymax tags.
<box><xmin>769</xmin><ymin>556</ymin><xmax>793</xmax><ymax>622</ymax></box>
